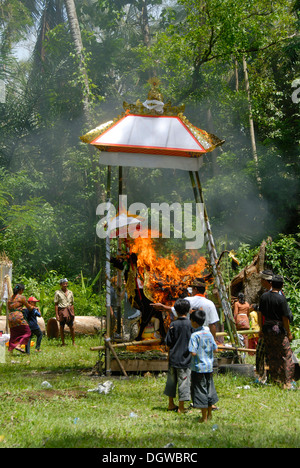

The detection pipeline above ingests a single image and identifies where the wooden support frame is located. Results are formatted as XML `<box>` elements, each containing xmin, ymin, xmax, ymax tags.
<box><xmin>189</xmin><ymin>170</ymin><xmax>242</xmax><ymax>358</ymax></box>
<box><xmin>104</xmin><ymin>337</ymin><xmax>128</xmax><ymax>377</ymax></box>
<box><xmin>116</xmin><ymin>166</ymin><xmax>123</xmax><ymax>336</ymax></box>
<box><xmin>102</xmin><ymin>167</ymin><xmax>243</xmax><ymax>374</ymax></box>
<box><xmin>105</xmin><ymin>166</ymin><xmax>112</xmax><ymax>376</ymax></box>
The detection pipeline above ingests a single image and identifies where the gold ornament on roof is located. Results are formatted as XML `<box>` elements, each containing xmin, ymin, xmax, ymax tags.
<box><xmin>147</xmin><ymin>77</ymin><xmax>164</xmax><ymax>102</ymax></box>
<box><xmin>121</xmin><ymin>78</ymin><xmax>185</xmax><ymax>116</ymax></box>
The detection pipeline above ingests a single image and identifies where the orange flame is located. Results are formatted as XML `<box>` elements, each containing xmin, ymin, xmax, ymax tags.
<box><xmin>131</xmin><ymin>235</ymin><xmax>208</xmax><ymax>306</ymax></box>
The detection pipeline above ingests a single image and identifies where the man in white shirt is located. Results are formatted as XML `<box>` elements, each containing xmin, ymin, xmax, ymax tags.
<box><xmin>151</xmin><ymin>278</ymin><xmax>219</xmax><ymax>341</ymax></box>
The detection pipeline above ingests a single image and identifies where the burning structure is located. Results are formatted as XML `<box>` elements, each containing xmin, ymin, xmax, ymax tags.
<box><xmin>81</xmin><ymin>79</ymin><xmax>241</xmax><ymax>373</ymax></box>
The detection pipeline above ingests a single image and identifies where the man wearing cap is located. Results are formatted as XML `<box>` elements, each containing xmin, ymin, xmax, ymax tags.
<box><xmin>151</xmin><ymin>278</ymin><xmax>219</xmax><ymax>342</ymax></box>
<box><xmin>23</xmin><ymin>297</ymin><xmax>43</xmax><ymax>354</ymax></box>
<box><xmin>260</xmin><ymin>269</ymin><xmax>273</xmax><ymax>292</ymax></box>
<box><xmin>54</xmin><ymin>279</ymin><xmax>75</xmax><ymax>346</ymax></box>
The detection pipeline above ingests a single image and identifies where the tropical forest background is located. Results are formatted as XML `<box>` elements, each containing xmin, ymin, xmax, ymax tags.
<box><xmin>0</xmin><ymin>0</ymin><xmax>299</xmax><ymax>331</ymax></box>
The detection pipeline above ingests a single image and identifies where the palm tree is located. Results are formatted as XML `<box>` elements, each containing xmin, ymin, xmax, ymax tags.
<box><xmin>64</xmin><ymin>0</ymin><xmax>90</xmax><ymax>116</ymax></box>
<box><xmin>32</xmin><ymin>0</ymin><xmax>65</xmax><ymax>64</ymax></box>
<box><xmin>27</xmin><ymin>0</ymin><xmax>90</xmax><ymax>117</ymax></box>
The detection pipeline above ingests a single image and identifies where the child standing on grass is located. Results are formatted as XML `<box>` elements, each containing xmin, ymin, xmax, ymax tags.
<box><xmin>23</xmin><ymin>297</ymin><xmax>43</xmax><ymax>354</ymax></box>
<box><xmin>164</xmin><ymin>299</ymin><xmax>193</xmax><ymax>414</ymax></box>
<box><xmin>189</xmin><ymin>309</ymin><xmax>219</xmax><ymax>423</ymax></box>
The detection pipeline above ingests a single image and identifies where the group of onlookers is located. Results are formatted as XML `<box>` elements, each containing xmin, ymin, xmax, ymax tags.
<box><xmin>6</xmin><ymin>278</ymin><xmax>75</xmax><ymax>355</ymax></box>
<box><xmin>234</xmin><ymin>270</ymin><xmax>295</xmax><ymax>389</ymax></box>
<box><xmin>5</xmin><ymin>268</ymin><xmax>296</xmax><ymax>423</ymax></box>
<box><xmin>155</xmin><ymin>270</ymin><xmax>296</xmax><ymax>423</ymax></box>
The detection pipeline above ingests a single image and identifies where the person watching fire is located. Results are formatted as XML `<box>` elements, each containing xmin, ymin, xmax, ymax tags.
<box><xmin>151</xmin><ymin>278</ymin><xmax>219</xmax><ymax>342</ymax></box>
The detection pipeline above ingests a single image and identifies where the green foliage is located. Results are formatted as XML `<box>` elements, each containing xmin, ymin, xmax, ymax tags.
<box><xmin>0</xmin><ymin>0</ymin><xmax>33</xmax><ymax>56</ymax></box>
<box><xmin>265</xmin><ymin>231</ymin><xmax>300</xmax><ymax>331</ymax></box>
<box><xmin>0</xmin><ymin>5</ymin><xmax>299</xmax><ymax>450</ymax></box>
<box><xmin>235</xmin><ymin>243</ymin><xmax>260</xmax><ymax>269</ymax></box>
<box><xmin>1</xmin><ymin>198</ymin><xmax>57</xmax><ymax>272</ymax></box>
<box><xmin>14</xmin><ymin>270</ymin><xmax>106</xmax><ymax>323</ymax></box>
<box><xmin>236</xmin><ymin>230</ymin><xmax>300</xmax><ymax>334</ymax></box>
<box><xmin>0</xmin><ymin>0</ymin><xmax>298</xmax><ymax>304</ymax></box>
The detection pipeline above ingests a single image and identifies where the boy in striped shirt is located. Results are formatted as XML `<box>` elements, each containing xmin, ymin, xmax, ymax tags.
<box><xmin>189</xmin><ymin>309</ymin><xmax>219</xmax><ymax>423</ymax></box>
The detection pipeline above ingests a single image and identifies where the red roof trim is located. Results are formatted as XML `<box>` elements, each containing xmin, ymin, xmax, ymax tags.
<box><xmin>90</xmin><ymin>114</ymin><xmax>207</xmax><ymax>153</ymax></box>
<box><xmin>92</xmin><ymin>145</ymin><xmax>205</xmax><ymax>157</ymax></box>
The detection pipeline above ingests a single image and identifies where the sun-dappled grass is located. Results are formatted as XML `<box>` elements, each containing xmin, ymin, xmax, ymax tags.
<box><xmin>0</xmin><ymin>335</ymin><xmax>299</xmax><ymax>448</ymax></box>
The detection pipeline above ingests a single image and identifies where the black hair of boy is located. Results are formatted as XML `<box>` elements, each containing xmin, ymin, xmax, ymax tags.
<box><xmin>174</xmin><ymin>298</ymin><xmax>190</xmax><ymax>316</ymax></box>
<box><xmin>190</xmin><ymin>309</ymin><xmax>206</xmax><ymax>327</ymax></box>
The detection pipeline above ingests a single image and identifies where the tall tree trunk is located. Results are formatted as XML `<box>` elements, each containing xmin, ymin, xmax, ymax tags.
<box><xmin>64</xmin><ymin>0</ymin><xmax>103</xmax><ymax>276</ymax></box>
<box><xmin>242</xmin><ymin>55</ymin><xmax>262</xmax><ymax>198</ymax></box>
<box><xmin>140</xmin><ymin>0</ymin><xmax>151</xmax><ymax>48</ymax></box>
<box><xmin>234</xmin><ymin>58</ymin><xmax>239</xmax><ymax>92</ymax></box>
<box><xmin>64</xmin><ymin>0</ymin><xmax>90</xmax><ymax>116</ymax></box>
<box><xmin>138</xmin><ymin>0</ymin><xmax>157</xmax><ymax>77</ymax></box>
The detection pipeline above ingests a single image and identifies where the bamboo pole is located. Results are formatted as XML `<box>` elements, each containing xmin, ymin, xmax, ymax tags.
<box><xmin>105</xmin><ymin>166</ymin><xmax>112</xmax><ymax>376</ymax></box>
<box><xmin>217</xmin><ymin>329</ymin><xmax>259</xmax><ymax>337</ymax></box>
<box><xmin>217</xmin><ymin>345</ymin><xmax>256</xmax><ymax>354</ymax></box>
<box><xmin>92</xmin><ymin>340</ymin><xmax>255</xmax><ymax>354</ymax></box>
<box><xmin>91</xmin><ymin>338</ymin><xmax>161</xmax><ymax>352</ymax></box>
<box><xmin>116</xmin><ymin>166</ymin><xmax>123</xmax><ymax>336</ymax></box>
<box><xmin>189</xmin><ymin>171</ymin><xmax>242</xmax><ymax>355</ymax></box>
<box><xmin>104</xmin><ymin>337</ymin><xmax>128</xmax><ymax>377</ymax></box>
<box><xmin>5</xmin><ymin>301</ymin><xmax>9</xmax><ymax>334</ymax></box>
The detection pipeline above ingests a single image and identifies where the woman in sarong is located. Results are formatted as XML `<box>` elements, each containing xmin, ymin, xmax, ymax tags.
<box><xmin>7</xmin><ymin>284</ymin><xmax>33</xmax><ymax>354</ymax></box>
<box><xmin>234</xmin><ymin>292</ymin><xmax>250</xmax><ymax>348</ymax></box>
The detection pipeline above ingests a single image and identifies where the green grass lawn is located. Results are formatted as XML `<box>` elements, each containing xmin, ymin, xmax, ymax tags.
<box><xmin>0</xmin><ymin>335</ymin><xmax>299</xmax><ymax>448</ymax></box>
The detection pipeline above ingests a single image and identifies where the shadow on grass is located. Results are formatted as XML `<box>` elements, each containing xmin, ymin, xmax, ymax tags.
<box><xmin>38</xmin><ymin>423</ymin><xmax>300</xmax><ymax>448</ymax></box>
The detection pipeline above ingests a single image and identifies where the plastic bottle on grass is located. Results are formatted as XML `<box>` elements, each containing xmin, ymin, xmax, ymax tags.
<box><xmin>41</xmin><ymin>381</ymin><xmax>52</xmax><ymax>388</ymax></box>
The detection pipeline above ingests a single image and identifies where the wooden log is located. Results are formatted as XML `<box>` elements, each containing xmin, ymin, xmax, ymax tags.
<box><xmin>0</xmin><ymin>315</ymin><xmax>46</xmax><ymax>333</ymax></box>
<box><xmin>47</xmin><ymin>316</ymin><xmax>105</xmax><ymax>338</ymax></box>
<box><xmin>90</xmin><ymin>338</ymin><xmax>161</xmax><ymax>351</ymax></box>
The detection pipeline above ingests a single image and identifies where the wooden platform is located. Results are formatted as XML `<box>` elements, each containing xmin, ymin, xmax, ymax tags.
<box><xmin>110</xmin><ymin>358</ymin><xmax>168</xmax><ymax>373</ymax></box>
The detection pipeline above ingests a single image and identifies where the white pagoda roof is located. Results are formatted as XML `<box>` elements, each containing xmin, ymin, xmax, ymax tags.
<box><xmin>80</xmin><ymin>86</ymin><xmax>224</xmax><ymax>171</ymax></box>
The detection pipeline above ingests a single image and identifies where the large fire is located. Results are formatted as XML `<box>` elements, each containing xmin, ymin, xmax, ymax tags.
<box><xmin>131</xmin><ymin>235</ymin><xmax>209</xmax><ymax>305</ymax></box>
<box><xmin>122</xmin><ymin>235</ymin><xmax>211</xmax><ymax>352</ymax></box>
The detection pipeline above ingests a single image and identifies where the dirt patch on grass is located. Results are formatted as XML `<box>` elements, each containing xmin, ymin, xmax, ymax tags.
<box><xmin>30</xmin><ymin>388</ymin><xmax>87</xmax><ymax>400</ymax></box>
